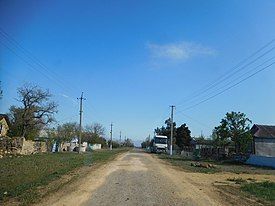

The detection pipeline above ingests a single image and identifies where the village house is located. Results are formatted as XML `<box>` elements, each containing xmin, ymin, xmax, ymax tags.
<box><xmin>251</xmin><ymin>124</ymin><xmax>275</xmax><ymax>157</ymax></box>
<box><xmin>246</xmin><ymin>124</ymin><xmax>275</xmax><ymax>168</ymax></box>
<box><xmin>0</xmin><ymin>114</ymin><xmax>10</xmax><ymax>137</ymax></box>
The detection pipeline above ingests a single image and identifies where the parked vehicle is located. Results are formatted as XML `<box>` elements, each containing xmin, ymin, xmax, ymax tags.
<box><xmin>150</xmin><ymin>135</ymin><xmax>168</xmax><ymax>153</ymax></box>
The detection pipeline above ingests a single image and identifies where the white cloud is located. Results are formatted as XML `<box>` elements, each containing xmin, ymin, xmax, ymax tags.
<box><xmin>61</xmin><ymin>93</ymin><xmax>69</xmax><ymax>98</ymax></box>
<box><xmin>147</xmin><ymin>41</ymin><xmax>216</xmax><ymax>62</ymax></box>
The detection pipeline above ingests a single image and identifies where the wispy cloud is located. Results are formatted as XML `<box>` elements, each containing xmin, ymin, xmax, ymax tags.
<box><xmin>147</xmin><ymin>41</ymin><xmax>216</xmax><ymax>68</ymax></box>
<box><xmin>61</xmin><ymin>93</ymin><xmax>69</xmax><ymax>98</ymax></box>
<box><xmin>60</xmin><ymin>93</ymin><xmax>78</xmax><ymax>106</ymax></box>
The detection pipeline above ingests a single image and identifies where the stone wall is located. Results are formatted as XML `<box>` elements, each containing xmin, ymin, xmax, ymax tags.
<box><xmin>19</xmin><ymin>140</ymin><xmax>47</xmax><ymax>155</ymax></box>
<box><xmin>0</xmin><ymin>136</ymin><xmax>47</xmax><ymax>156</ymax></box>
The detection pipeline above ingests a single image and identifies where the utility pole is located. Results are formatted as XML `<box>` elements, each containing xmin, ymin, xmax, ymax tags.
<box><xmin>77</xmin><ymin>92</ymin><xmax>86</xmax><ymax>154</ymax></box>
<box><xmin>119</xmin><ymin>131</ymin><xmax>122</xmax><ymax>144</ymax></box>
<box><xmin>169</xmin><ymin>105</ymin><xmax>175</xmax><ymax>156</ymax></box>
<box><xmin>0</xmin><ymin>81</ymin><xmax>3</xmax><ymax>99</ymax></box>
<box><xmin>110</xmin><ymin>123</ymin><xmax>113</xmax><ymax>150</ymax></box>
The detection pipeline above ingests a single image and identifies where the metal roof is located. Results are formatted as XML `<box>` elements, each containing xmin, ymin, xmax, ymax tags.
<box><xmin>251</xmin><ymin>124</ymin><xmax>275</xmax><ymax>138</ymax></box>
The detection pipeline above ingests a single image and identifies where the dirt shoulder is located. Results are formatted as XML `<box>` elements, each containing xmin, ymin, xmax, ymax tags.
<box><xmin>36</xmin><ymin>151</ymin><xmax>127</xmax><ymax>206</ymax></box>
<box><xmin>156</xmin><ymin>154</ymin><xmax>275</xmax><ymax>205</ymax></box>
<box><xmin>0</xmin><ymin>149</ymin><xmax>128</xmax><ymax>206</ymax></box>
<box><xmin>34</xmin><ymin>150</ymin><xmax>275</xmax><ymax>206</ymax></box>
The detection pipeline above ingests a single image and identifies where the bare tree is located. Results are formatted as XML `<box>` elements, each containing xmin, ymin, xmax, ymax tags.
<box><xmin>56</xmin><ymin>122</ymin><xmax>78</xmax><ymax>142</ymax></box>
<box><xmin>8</xmin><ymin>84</ymin><xmax>58</xmax><ymax>139</ymax></box>
<box><xmin>85</xmin><ymin>123</ymin><xmax>105</xmax><ymax>137</ymax></box>
<box><xmin>82</xmin><ymin>123</ymin><xmax>107</xmax><ymax>147</ymax></box>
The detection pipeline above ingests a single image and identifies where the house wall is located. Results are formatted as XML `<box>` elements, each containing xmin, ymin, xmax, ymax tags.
<box><xmin>0</xmin><ymin>119</ymin><xmax>9</xmax><ymax>136</ymax></box>
<box><xmin>254</xmin><ymin>138</ymin><xmax>275</xmax><ymax>157</ymax></box>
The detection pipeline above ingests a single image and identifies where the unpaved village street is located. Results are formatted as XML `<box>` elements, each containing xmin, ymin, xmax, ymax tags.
<box><xmin>40</xmin><ymin>150</ymin><xmax>270</xmax><ymax>206</ymax></box>
<box><xmin>83</xmin><ymin>151</ymin><xmax>218</xmax><ymax>206</ymax></box>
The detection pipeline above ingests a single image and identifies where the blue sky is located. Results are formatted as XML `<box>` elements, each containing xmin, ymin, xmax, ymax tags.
<box><xmin>1</xmin><ymin>0</ymin><xmax>275</xmax><ymax>145</ymax></box>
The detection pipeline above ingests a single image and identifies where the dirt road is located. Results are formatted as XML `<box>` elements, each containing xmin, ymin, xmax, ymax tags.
<box><xmin>41</xmin><ymin>150</ymin><xmax>263</xmax><ymax>206</ymax></box>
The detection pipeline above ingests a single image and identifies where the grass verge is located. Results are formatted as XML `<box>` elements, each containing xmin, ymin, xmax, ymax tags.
<box><xmin>241</xmin><ymin>181</ymin><xmax>275</xmax><ymax>203</ymax></box>
<box><xmin>156</xmin><ymin>153</ymin><xmax>275</xmax><ymax>175</ymax></box>
<box><xmin>0</xmin><ymin>149</ymin><xmax>127</xmax><ymax>205</ymax></box>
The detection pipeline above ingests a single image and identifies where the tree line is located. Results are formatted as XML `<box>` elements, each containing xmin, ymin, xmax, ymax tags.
<box><xmin>142</xmin><ymin>111</ymin><xmax>253</xmax><ymax>155</ymax></box>
<box><xmin>141</xmin><ymin>120</ymin><xmax>192</xmax><ymax>150</ymax></box>
<box><xmin>5</xmin><ymin>83</ymin><xmax>134</xmax><ymax>148</ymax></box>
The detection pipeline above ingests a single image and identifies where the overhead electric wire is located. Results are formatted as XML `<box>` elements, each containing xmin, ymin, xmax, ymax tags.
<box><xmin>0</xmin><ymin>39</ymin><xmax>73</xmax><ymax>93</ymax></box>
<box><xmin>176</xmin><ymin>110</ymin><xmax>210</xmax><ymax>129</ymax></box>
<box><xmin>176</xmin><ymin>39</ymin><xmax>275</xmax><ymax>107</ymax></box>
<box><xmin>181</xmin><ymin>55</ymin><xmax>275</xmax><ymax>107</ymax></box>
<box><xmin>0</xmin><ymin>29</ymin><xmax>101</xmax><ymax>119</ymax></box>
<box><xmin>0</xmin><ymin>28</ymin><xmax>81</xmax><ymax>94</ymax></box>
<box><xmin>0</xmin><ymin>28</ymin><xmax>99</xmax><ymax>123</ymax></box>
<box><xmin>177</xmin><ymin>61</ymin><xmax>275</xmax><ymax>112</ymax></box>
<box><xmin>150</xmin><ymin>39</ymin><xmax>275</xmax><ymax>133</ymax></box>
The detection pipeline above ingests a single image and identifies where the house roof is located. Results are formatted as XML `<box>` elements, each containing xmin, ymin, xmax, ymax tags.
<box><xmin>193</xmin><ymin>138</ymin><xmax>213</xmax><ymax>145</ymax></box>
<box><xmin>251</xmin><ymin>124</ymin><xmax>275</xmax><ymax>138</ymax></box>
<box><xmin>0</xmin><ymin>114</ymin><xmax>10</xmax><ymax>126</ymax></box>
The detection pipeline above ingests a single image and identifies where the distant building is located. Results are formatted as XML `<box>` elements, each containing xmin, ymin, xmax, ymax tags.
<box><xmin>193</xmin><ymin>138</ymin><xmax>214</xmax><ymax>149</ymax></box>
<box><xmin>251</xmin><ymin>124</ymin><xmax>275</xmax><ymax>157</ymax></box>
<box><xmin>89</xmin><ymin>143</ymin><xmax>102</xmax><ymax>150</ymax></box>
<box><xmin>0</xmin><ymin>114</ymin><xmax>10</xmax><ymax>137</ymax></box>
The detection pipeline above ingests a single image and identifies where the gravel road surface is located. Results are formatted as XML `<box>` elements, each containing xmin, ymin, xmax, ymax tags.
<box><xmin>41</xmin><ymin>150</ymin><xmax>262</xmax><ymax>206</ymax></box>
<box><xmin>83</xmin><ymin>150</ymin><xmax>220</xmax><ymax>206</ymax></box>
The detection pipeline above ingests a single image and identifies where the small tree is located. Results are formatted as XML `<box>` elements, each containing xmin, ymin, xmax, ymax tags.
<box><xmin>85</xmin><ymin>123</ymin><xmax>105</xmax><ymax>137</ymax></box>
<box><xmin>214</xmin><ymin>111</ymin><xmax>252</xmax><ymax>154</ymax></box>
<box><xmin>141</xmin><ymin>136</ymin><xmax>151</xmax><ymax>148</ymax></box>
<box><xmin>175</xmin><ymin>124</ymin><xmax>192</xmax><ymax>149</ymax></box>
<box><xmin>123</xmin><ymin>138</ymin><xmax>134</xmax><ymax>147</ymax></box>
<box><xmin>57</xmin><ymin>122</ymin><xmax>79</xmax><ymax>143</ymax></box>
<box><xmin>155</xmin><ymin>118</ymin><xmax>176</xmax><ymax>146</ymax></box>
<box><xmin>82</xmin><ymin>123</ymin><xmax>107</xmax><ymax>147</ymax></box>
<box><xmin>212</xmin><ymin>120</ymin><xmax>231</xmax><ymax>149</ymax></box>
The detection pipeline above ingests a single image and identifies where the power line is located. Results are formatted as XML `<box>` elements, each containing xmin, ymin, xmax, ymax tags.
<box><xmin>0</xmin><ymin>39</ymin><xmax>70</xmax><ymax>92</ymax></box>
<box><xmin>181</xmin><ymin>55</ymin><xmax>275</xmax><ymax>108</ymax></box>
<box><xmin>0</xmin><ymin>28</ymin><xmax>81</xmax><ymax>94</ymax></box>
<box><xmin>177</xmin><ymin>39</ymin><xmax>275</xmax><ymax>107</ymax></box>
<box><xmin>0</xmin><ymin>27</ymin><xmax>100</xmax><ymax>124</ymax></box>
<box><xmin>178</xmin><ymin>61</ymin><xmax>275</xmax><ymax>112</ymax></box>
<box><xmin>176</xmin><ymin>110</ymin><xmax>210</xmax><ymax>129</ymax></box>
<box><xmin>153</xmin><ymin>40</ymin><xmax>275</xmax><ymax>138</ymax></box>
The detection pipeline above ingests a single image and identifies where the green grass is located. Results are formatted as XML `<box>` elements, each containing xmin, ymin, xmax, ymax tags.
<box><xmin>241</xmin><ymin>181</ymin><xmax>275</xmax><ymax>202</ymax></box>
<box><xmin>0</xmin><ymin>149</ymin><xmax>127</xmax><ymax>205</ymax></box>
<box><xmin>157</xmin><ymin>154</ymin><xmax>275</xmax><ymax>175</ymax></box>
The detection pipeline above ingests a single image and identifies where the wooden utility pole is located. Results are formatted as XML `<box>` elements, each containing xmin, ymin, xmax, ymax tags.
<box><xmin>77</xmin><ymin>92</ymin><xmax>86</xmax><ymax>154</ymax></box>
